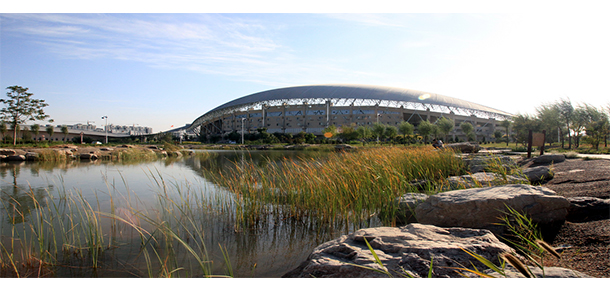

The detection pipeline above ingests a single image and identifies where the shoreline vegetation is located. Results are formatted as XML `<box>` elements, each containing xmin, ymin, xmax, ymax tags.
<box><xmin>0</xmin><ymin>143</ymin><xmax>605</xmax><ymax>277</ymax></box>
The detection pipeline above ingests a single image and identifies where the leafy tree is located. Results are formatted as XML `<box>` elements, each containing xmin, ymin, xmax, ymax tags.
<box><xmin>45</xmin><ymin>125</ymin><xmax>54</xmax><ymax>141</ymax></box>
<box><xmin>398</xmin><ymin>121</ymin><xmax>414</xmax><ymax>139</ymax></box>
<box><xmin>372</xmin><ymin>122</ymin><xmax>386</xmax><ymax>142</ymax></box>
<box><xmin>0</xmin><ymin>122</ymin><xmax>6</xmax><ymax>143</ymax></box>
<box><xmin>339</xmin><ymin>125</ymin><xmax>359</xmax><ymax>141</ymax></box>
<box><xmin>536</xmin><ymin>104</ymin><xmax>563</xmax><ymax>145</ymax></box>
<box><xmin>585</xmin><ymin>114</ymin><xmax>609</xmax><ymax>150</ymax></box>
<box><xmin>61</xmin><ymin>125</ymin><xmax>69</xmax><ymax>142</ymax></box>
<box><xmin>385</xmin><ymin>125</ymin><xmax>398</xmax><ymax>141</ymax></box>
<box><xmin>499</xmin><ymin>119</ymin><xmax>512</xmax><ymax>146</ymax></box>
<box><xmin>0</xmin><ymin>86</ymin><xmax>52</xmax><ymax>145</ymax></box>
<box><xmin>556</xmin><ymin>98</ymin><xmax>574</xmax><ymax>149</ymax></box>
<box><xmin>511</xmin><ymin>114</ymin><xmax>541</xmax><ymax>146</ymax></box>
<box><xmin>355</xmin><ymin>126</ymin><xmax>372</xmax><ymax>143</ymax></box>
<box><xmin>417</xmin><ymin>120</ymin><xmax>434</xmax><ymax>143</ymax></box>
<box><xmin>30</xmin><ymin>123</ymin><xmax>40</xmax><ymax>142</ymax></box>
<box><xmin>459</xmin><ymin>122</ymin><xmax>475</xmax><ymax>141</ymax></box>
<box><xmin>436</xmin><ymin>117</ymin><xmax>454</xmax><ymax>142</ymax></box>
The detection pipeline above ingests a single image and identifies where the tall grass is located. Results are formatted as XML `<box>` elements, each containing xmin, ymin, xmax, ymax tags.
<box><xmin>213</xmin><ymin>147</ymin><xmax>465</xmax><ymax>229</ymax></box>
<box><xmin>0</xmin><ymin>169</ymin><xmax>230</xmax><ymax>278</ymax></box>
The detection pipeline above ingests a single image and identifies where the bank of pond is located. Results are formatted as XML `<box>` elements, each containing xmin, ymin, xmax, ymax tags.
<box><xmin>0</xmin><ymin>145</ymin><xmax>509</xmax><ymax>277</ymax></box>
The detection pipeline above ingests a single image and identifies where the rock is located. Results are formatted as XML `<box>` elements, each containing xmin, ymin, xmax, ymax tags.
<box><xmin>335</xmin><ymin>144</ymin><xmax>354</xmax><ymax>151</ymax></box>
<box><xmin>442</xmin><ymin>172</ymin><xmax>528</xmax><ymax>191</ymax></box>
<box><xmin>534</xmin><ymin>154</ymin><xmax>565</xmax><ymax>164</ymax></box>
<box><xmin>444</xmin><ymin>142</ymin><xmax>481</xmax><ymax>153</ymax></box>
<box><xmin>566</xmin><ymin>197</ymin><xmax>610</xmax><ymax>222</ymax></box>
<box><xmin>382</xmin><ymin>193</ymin><xmax>428</xmax><ymax>224</ymax></box>
<box><xmin>415</xmin><ymin>184</ymin><xmax>571</xmax><ymax>236</ymax></box>
<box><xmin>25</xmin><ymin>152</ymin><xmax>39</xmax><ymax>161</ymax></box>
<box><xmin>100</xmin><ymin>147</ymin><xmax>114</xmax><ymax>151</ymax></box>
<box><xmin>0</xmin><ymin>149</ymin><xmax>16</xmax><ymax>156</ymax></box>
<box><xmin>283</xmin><ymin>223</ymin><xmax>516</xmax><ymax>278</ymax></box>
<box><xmin>147</xmin><ymin>145</ymin><xmax>159</xmax><ymax>150</ymax></box>
<box><xmin>486</xmin><ymin>266</ymin><xmax>591</xmax><ymax>278</ymax></box>
<box><xmin>463</xmin><ymin>154</ymin><xmax>516</xmax><ymax>173</ymax></box>
<box><xmin>522</xmin><ymin>166</ymin><xmax>554</xmax><ymax>183</ymax></box>
<box><xmin>7</xmin><ymin>154</ymin><xmax>26</xmax><ymax>161</ymax></box>
<box><xmin>80</xmin><ymin>153</ymin><xmax>98</xmax><ymax>160</ymax></box>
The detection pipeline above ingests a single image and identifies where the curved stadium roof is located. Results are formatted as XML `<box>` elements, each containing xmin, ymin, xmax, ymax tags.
<box><xmin>188</xmin><ymin>84</ymin><xmax>512</xmax><ymax>131</ymax></box>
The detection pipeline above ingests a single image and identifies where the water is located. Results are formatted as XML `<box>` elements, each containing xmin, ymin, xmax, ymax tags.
<box><xmin>0</xmin><ymin>150</ymin><xmax>378</xmax><ymax>277</ymax></box>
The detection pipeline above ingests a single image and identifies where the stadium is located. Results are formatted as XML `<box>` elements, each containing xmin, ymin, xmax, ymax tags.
<box><xmin>187</xmin><ymin>84</ymin><xmax>513</xmax><ymax>141</ymax></box>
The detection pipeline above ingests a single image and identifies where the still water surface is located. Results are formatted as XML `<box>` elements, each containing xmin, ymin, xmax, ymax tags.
<box><xmin>0</xmin><ymin>150</ymin><xmax>382</xmax><ymax>277</ymax></box>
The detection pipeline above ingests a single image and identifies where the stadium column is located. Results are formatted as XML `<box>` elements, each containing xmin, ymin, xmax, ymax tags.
<box><xmin>326</xmin><ymin>100</ymin><xmax>331</xmax><ymax>128</ymax></box>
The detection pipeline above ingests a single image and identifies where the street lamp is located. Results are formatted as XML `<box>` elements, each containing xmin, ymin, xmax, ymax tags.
<box><xmin>101</xmin><ymin>116</ymin><xmax>108</xmax><ymax>144</ymax></box>
<box><xmin>241</xmin><ymin>118</ymin><xmax>246</xmax><ymax>144</ymax></box>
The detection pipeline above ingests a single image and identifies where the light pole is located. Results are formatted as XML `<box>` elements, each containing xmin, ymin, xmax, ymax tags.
<box><xmin>241</xmin><ymin>118</ymin><xmax>246</xmax><ymax>144</ymax></box>
<box><xmin>101</xmin><ymin>116</ymin><xmax>108</xmax><ymax>144</ymax></box>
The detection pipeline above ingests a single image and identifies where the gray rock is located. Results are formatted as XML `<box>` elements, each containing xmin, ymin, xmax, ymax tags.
<box><xmin>444</xmin><ymin>142</ymin><xmax>481</xmax><ymax>153</ymax></box>
<box><xmin>415</xmin><ymin>184</ymin><xmax>570</xmax><ymax>235</ymax></box>
<box><xmin>0</xmin><ymin>149</ymin><xmax>16</xmax><ymax>156</ymax></box>
<box><xmin>463</xmin><ymin>154</ymin><xmax>516</xmax><ymax>173</ymax></box>
<box><xmin>79</xmin><ymin>153</ymin><xmax>98</xmax><ymax>160</ymax></box>
<box><xmin>522</xmin><ymin>166</ymin><xmax>554</xmax><ymax>183</ymax></box>
<box><xmin>534</xmin><ymin>154</ymin><xmax>565</xmax><ymax>164</ymax></box>
<box><xmin>442</xmin><ymin>172</ymin><xmax>528</xmax><ymax>191</ymax></box>
<box><xmin>390</xmin><ymin>193</ymin><xmax>429</xmax><ymax>224</ymax></box>
<box><xmin>283</xmin><ymin>223</ymin><xmax>515</xmax><ymax>278</ymax></box>
<box><xmin>7</xmin><ymin>154</ymin><xmax>26</xmax><ymax>161</ymax></box>
<box><xmin>25</xmin><ymin>152</ymin><xmax>39</xmax><ymax>161</ymax></box>
<box><xmin>486</xmin><ymin>266</ymin><xmax>591</xmax><ymax>278</ymax></box>
<box><xmin>567</xmin><ymin>197</ymin><xmax>610</xmax><ymax>222</ymax></box>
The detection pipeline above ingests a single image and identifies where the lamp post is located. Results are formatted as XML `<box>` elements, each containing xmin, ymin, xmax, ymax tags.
<box><xmin>241</xmin><ymin>118</ymin><xmax>246</xmax><ymax>144</ymax></box>
<box><xmin>101</xmin><ymin>116</ymin><xmax>108</xmax><ymax>144</ymax></box>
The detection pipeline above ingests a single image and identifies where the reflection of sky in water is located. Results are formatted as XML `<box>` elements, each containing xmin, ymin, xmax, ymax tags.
<box><xmin>0</xmin><ymin>151</ymin><xmax>357</xmax><ymax>277</ymax></box>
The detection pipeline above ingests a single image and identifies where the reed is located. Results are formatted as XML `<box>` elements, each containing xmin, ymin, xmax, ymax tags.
<box><xmin>212</xmin><ymin>147</ymin><xmax>465</xmax><ymax>228</ymax></box>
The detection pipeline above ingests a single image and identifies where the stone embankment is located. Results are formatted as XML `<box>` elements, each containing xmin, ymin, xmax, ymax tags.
<box><xmin>0</xmin><ymin>144</ymin><xmax>189</xmax><ymax>161</ymax></box>
<box><xmin>286</xmin><ymin>144</ymin><xmax>607</xmax><ymax>278</ymax></box>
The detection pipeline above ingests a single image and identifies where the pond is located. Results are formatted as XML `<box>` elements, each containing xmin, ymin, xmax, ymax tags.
<box><xmin>0</xmin><ymin>149</ymin><xmax>384</xmax><ymax>277</ymax></box>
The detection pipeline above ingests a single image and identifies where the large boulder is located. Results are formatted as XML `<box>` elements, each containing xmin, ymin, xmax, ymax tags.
<box><xmin>522</xmin><ymin>166</ymin><xmax>554</xmax><ymax>183</ymax></box>
<box><xmin>283</xmin><ymin>223</ymin><xmax>515</xmax><ymax>278</ymax></box>
<box><xmin>444</xmin><ymin>142</ymin><xmax>481</xmax><ymax>153</ymax></box>
<box><xmin>463</xmin><ymin>154</ymin><xmax>516</xmax><ymax>173</ymax></box>
<box><xmin>442</xmin><ymin>172</ymin><xmax>528</xmax><ymax>191</ymax></box>
<box><xmin>7</xmin><ymin>154</ymin><xmax>26</xmax><ymax>161</ymax></box>
<box><xmin>382</xmin><ymin>193</ymin><xmax>428</xmax><ymax>224</ymax></box>
<box><xmin>0</xmin><ymin>149</ymin><xmax>16</xmax><ymax>156</ymax></box>
<box><xmin>486</xmin><ymin>266</ymin><xmax>591</xmax><ymax>278</ymax></box>
<box><xmin>415</xmin><ymin>184</ymin><xmax>570</xmax><ymax>236</ymax></box>
<box><xmin>566</xmin><ymin>197</ymin><xmax>610</xmax><ymax>222</ymax></box>
<box><xmin>534</xmin><ymin>154</ymin><xmax>565</xmax><ymax>164</ymax></box>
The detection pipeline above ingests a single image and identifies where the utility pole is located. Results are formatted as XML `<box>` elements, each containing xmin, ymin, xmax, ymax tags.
<box><xmin>101</xmin><ymin>116</ymin><xmax>108</xmax><ymax>144</ymax></box>
<box><xmin>241</xmin><ymin>118</ymin><xmax>246</xmax><ymax>144</ymax></box>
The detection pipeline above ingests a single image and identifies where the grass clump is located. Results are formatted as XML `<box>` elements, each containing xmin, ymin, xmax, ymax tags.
<box><xmin>213</xmin><ymin>146</ymin><xmax>465</xmax><ymax>228</ymax></box>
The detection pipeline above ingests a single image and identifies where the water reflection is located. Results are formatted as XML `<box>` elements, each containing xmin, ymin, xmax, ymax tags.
<box><xmin>0</xmin><ymin>150</ymin><xmax>378</xmax><ymax>277</ymax></box>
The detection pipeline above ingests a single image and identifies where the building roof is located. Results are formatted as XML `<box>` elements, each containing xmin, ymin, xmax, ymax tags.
<box><xmin>189</xmin><ymin>84</ymin><xmax>512</xmax><ymax>130</ymax></box>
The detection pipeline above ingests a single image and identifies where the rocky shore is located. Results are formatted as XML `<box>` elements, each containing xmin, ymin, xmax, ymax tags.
<box><xmin>284</xmin><ymin>145</ymin><xmax>610</xmax><ymax>278</ymax></box>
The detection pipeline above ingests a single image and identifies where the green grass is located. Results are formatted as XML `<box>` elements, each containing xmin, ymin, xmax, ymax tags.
<box><xmin>212</xmin><ymin>146</ymin><xmax>466</xmax><ymax>229</ymax></box>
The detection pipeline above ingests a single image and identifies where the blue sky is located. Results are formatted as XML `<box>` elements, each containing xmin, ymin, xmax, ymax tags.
<box><xmin>2</xmin><ymin>2</ymin><xmax>609</xmax><ymax>132</ymax></box>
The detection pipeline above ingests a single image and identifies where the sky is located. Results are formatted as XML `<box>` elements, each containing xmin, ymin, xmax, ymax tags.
<box><xmin>2</xmin><ymin>1</ymin><xmax>609</xmax><ymax>133</ymax></box>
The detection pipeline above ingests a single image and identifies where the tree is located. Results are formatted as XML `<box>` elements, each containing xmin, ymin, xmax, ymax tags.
<box><xmin>459</xmin><ymin>122</ymin><xmax>475</xmax><ymax>141</ymax></box>
<box><xmin>30</xmin><ymin>123</ymin><xmax>40</xmax><ymax>142</ymax></box>
<box><xmin>372</xmin><ymin>122</ymin><xmax>386</xmax><ymax>142</ymax></box>
<box><xmin>398</xmin><ymin>121</ymin><xmax>414</xmax><ymax>139</ymax></box>
<box><xmin>417</xmin><ymin>120</ymin><xmax>434</xmax><ymax>143</ymax></box>
<box><xmin>46</xmin><ymin>125</ymin><xmax>54</xmax><ymax>141</ymax></box>
<box><xmin>0</xmin><ymin>86</ymin><xmax>52</xmax><ymax>145</ymax></box>
<box><xmin>536</xmin><ymin>104</ymin><xmax>562</xmax><ymax>145</ymax></box>
<box><xmin>61</xmin><ymin>125</ymin><xmax>69</xmax><ymax>142</ymax></box>
<box><xmin>385</xmin><ymin>125</ymin><xmax>398</xmax><ymax>142</ymax></box>
<box><xmin>556</xmin><ymin>98</ymin><xmax>574</xmax><ymax>149</ymax></box>
<box><xmin>355</xmin><ymin>126</ymin><xmax>372</xmax><ymax>144</ymax></box>
<box><xmin>436</xmin><ymin>117</ymin><xmax>454</xmax><ymax>142</ymax></box>
<box><xmin>0</xmin><ymin>122</ymin><xmax>6</xmax><ymax>143</ymax></box>
<box><xmin>499</xmin><ymin>119</ymin><xmax>512</xmax><ymax>146</ymax></box>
